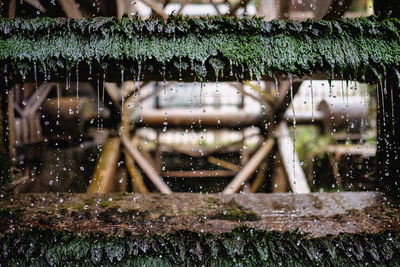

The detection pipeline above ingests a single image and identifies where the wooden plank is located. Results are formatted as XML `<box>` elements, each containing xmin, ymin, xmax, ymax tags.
<box><xmin>121</xmin><ymin>134</ymin><xmax>172</xmax><ymax>194</ymax></box>
<box><xmin>1</xmin><ymin>192</ymin><xmax>398</xmax><ymax>238</ymax></box>
<box><xmin>162</xmin><ymin>170</ymin><xmax>236</xmax><ymax>178</ymax></box>
<box><xmin>87</xmin><ymin>137</ymin><xmax>121</xmax><ymax>193</ymax></box>
<box><xmin>222</xmin><ymin>138</ymin><xmax>274</xmax><ymax>194</ymax></box>
<box><xmin>276</xmin><ymin>122</ymin><xmax>311</xmax><ymax>193</ymax></box>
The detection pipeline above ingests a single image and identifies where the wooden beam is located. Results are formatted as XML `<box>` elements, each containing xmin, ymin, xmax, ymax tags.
<box><xmin>141</xmin><ymin>0</ymin><xmax>168</xmax><ymax>19</ymax></box>
<box><xmin>276</xmin><ymin>122</ymin><xmax>310</xmax><ymax>193</ymax></box>
<box><xmin>162</xmin><ymin>170</ymin><xmax>236</xmax><ymax>178</ymax></box>
<box><xmin>87</xmin><ymin>137</ymin><xmax>121</xmax><ymax>193</ymax></box>
<box><xmin>250</xmin><ymin>161</ymin><xmax>268</xmax><ymax>193</ymax></box>
<box><xmin>121</xmin><ymin>134</ymin><xmax>172</xmax><ymax>194</ymax></box>
<box><xmin>222</xmin><ymin>138</ymin><xmax>274</xmax><ymax>194</ymax></box>
<box><xmin>208</xmin><ymin>156</ymin><xmax>240</xmax><ymax>172</ymax></box>
<box><xmin>123</xmin><ymin>150</ymin><xmax>149</xmax><ymax>194</ymax></box>
<box><xmin>104</xmin><ymin>82</ymin><xmax>122</xmax><ymax>109</ymax></box>
<box><xmin>8</xmin><ymin>0</ymin><xmax>16</xmax><ymax>17</ymax></box>
<box><xmin>57</xmin><ymin>0</ymin><xmax>83</xmax><ymax>19</ymax></box>
<box><xmin>24</xmin><ymin>0</ymin><xmax>46</xmax><ymax>13</ymax></box>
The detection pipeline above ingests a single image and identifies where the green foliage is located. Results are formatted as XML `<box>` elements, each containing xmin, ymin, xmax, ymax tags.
<box><xmin>0</xmin><ymin>16</ymin><xmax>399</xmax><ymax>83</ymax></box>
<box><xmin>0</xmin><ymin>227</ymin><xmax>399</xmax><ymax>265</ymax></box>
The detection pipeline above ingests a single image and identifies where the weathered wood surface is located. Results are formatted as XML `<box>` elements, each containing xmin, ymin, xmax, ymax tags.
<box><xmin>1</xmin><ymin>192</ymin><xmax>399</xmax><ymax>237</ymax></box>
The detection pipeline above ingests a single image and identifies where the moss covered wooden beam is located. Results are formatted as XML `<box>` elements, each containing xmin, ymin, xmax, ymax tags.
<box><xmin>0</xmin><ymin>16</ymin><xmax>400</xmax><ymax>83</ymax></box>
<box><xmin>0</xmin><ymin>192</ymin><xmax>399</xmax><ymax>265</ymax></box>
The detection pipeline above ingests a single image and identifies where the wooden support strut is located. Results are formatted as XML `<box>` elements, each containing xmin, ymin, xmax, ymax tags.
<box><xmin>222</xmin><ymin>138</ymin><xmax>274</xmax><ymax>194</ymax></box>
<box><xmin>276</xmin><ymin>122</ymin><xmax>310</xmax><ymax>194</ymax></box>
<box><xmin>123</xmin><ymin>150</ymin><xmax>149</xmax><ymax>194</ymax></box>
<box><xmin>121</xmin><ymin>134</ymin><xmax>172</xmax><ymax>194</ymax></box>
<box><xmin>87</xmin><ymin>137</ymin><xmax>121</xmax><ymax>193</ymax></box>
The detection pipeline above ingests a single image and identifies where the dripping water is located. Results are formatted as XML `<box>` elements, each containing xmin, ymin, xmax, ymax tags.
<box><xmin>310</xmin><ymin>79</ymin><xmax>314</xmax><ymax>122</ymax></box>
<box><xmin>199</xmin><ymin>82</ymin><xmax>203</xmax><ymax>107</ymax></box>
<box><xmin>341</xmin><ymin>79</ymin><xmax>345</xmax><ymax>102</ymax></box>
<box><xmin>162</xmin><ymin>65</ymin><xmax>167</xmax><ymax>95</ymax></box>
<box><xmin>33</xmin><ymin>62</ymin><xmax>38</xmax><ymax>95</ymax></box>
<box><xmin>102</xmin><ymin>71</ymin><xmax>105</xmax><ymax>104</ymax></box>
<box><xmin>289</xmin><ymin>76</ymin><xmax>296</xmax><ymax>187</ymax></box>
<box><xmin>275</xmin><ymin>78</ymin><xmax>279</xmax><ymax>97</ymax></box>
<box><xmin>43</xmin><ymin>65</ymin><xmax>47</xmax><ymax>82</ymax></box>
<box><xmin>391</xmin><ymin>86</ymin><xmax>395</xmax><ymax>136</ymax></box>
<box><xmin>121</xmin><ymin>69</ymin><xmax>125</xmax><ymax>112</ymax></box>
<box><xmin>76</xmin><ymin>65</ymin><xmax>79</xmax><ymax>114</ymax></box>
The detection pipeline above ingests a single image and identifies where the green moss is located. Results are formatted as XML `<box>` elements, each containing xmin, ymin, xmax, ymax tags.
<box><xmin>0</xmin><ymin>16</ymin><xmax>399</xmax><ymax>83</ymax></box>
<box><xmin>84</xmin><ymin>198</ymin><xmax>95</xmax><ymax>206</ymax></box>
<box><xmin>99</xmin><ymin>201</ymin><xmax>111</xmax><ymax>208</ymax></box>
<box><xmin>210</xmin><ymin>199</ymin><xmax>260</xmax><ymax>221</ymax></box>
<box><xmin>0</xmin><ymin>226</ymin><xmax>399</xmax><ymax>265</ymax></box>
<box><xmin>205</xmin><ymin>197</ymin><xmax>219</xmax><ymax>204</ymax></box>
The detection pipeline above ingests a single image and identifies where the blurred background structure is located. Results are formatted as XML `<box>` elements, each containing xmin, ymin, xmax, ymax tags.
<box><xmin>1</xmin><ymin>0</ymin><xmax>380</xmax><ymax>195</ymax></box>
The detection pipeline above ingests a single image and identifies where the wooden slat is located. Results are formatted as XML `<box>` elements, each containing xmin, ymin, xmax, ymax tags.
<box><xmin>162</xmin><ymin>170</ymin><xmax>236</xmax><ymax>178</ymax></box>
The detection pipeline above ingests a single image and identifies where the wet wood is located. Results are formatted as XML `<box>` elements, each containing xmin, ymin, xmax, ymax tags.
<box><xmin>276</xmin><ymin>122</ymin><xmax>310</xmax><ymax>193</ymax></box>
<box><xmin>162</xmin><ymin>170</ymin><xmax>236</xmax><ymax>178</ymax></box>
<box><xmin>123</xmin><ymin>150</ymin><xmax>149</xmax><ymax>194</ymax></box>
<box><xmin>223</xmin><ymin>138</ymin><xmax>274</xmax><ymax>194</ymax></box>
<box><xmin>208</xmin><ymin>156</ymin><xmax>240</xmax><ymax>172</ymax></box>
<box><xmin>133</xmin><ymin>109</ymin><xmax>261</xmax><ymax>129</ymax></box>
<box><xmin>87</xmin><ymin>137</ymin><xmax>121</xmax><ymax>193</ymax></box>
<box><xmin>1</xmin><ymin>192</ymin><xmax>398</xmax><ymax>237</ymax></box>
<box><xmin>121</xmin><ymin>134</ymin><xmax>172</xmax><ymax>194</ymax></box>
<box><xmin>250</xmin><ymin>161</ymin><xmax>267</xmax><ymax>193</ymax></box>
<box><xmin>57</xmin><ymin>0</ymin><xmax>83</xmax><ymax>19</ymax></box>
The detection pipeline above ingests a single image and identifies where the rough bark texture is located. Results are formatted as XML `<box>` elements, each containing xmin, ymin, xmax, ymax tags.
<box><xmin>0</xmin><ymin>192</ymin><xmax>399</xmax><ymax>265</ymax></box>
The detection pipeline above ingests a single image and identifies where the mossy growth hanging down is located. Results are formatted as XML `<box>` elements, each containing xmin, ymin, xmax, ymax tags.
<box><xmin>1</xmin><ymin>227</ymin><xmax>400</xmax><ymax>266</ymax></box>
<box><xmin>0</xmin><ymin>15</ymin><xmax>399</xmax><ymax>83</ymax></box>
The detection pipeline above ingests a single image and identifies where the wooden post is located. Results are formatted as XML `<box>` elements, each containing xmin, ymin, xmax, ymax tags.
<box><xmin>124</xmin><ymin>150</ymin><xmax>149</xmax><ymax>193</ymax></box>
<box><xmin>276</xmin><ymin>122</ymin><xmax>310</xmax><ymax>193</ymax></box>
<box><xmin>87</xmin><ymin>137</ymin><xmax>121</xmax><ymax>193</ymax></box>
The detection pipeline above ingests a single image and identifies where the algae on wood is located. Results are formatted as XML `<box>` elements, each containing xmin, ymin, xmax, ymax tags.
<box><xmin>0</xmin><ymin>16</ymin><xmax>400</xmax><ymax>83</ymax></box>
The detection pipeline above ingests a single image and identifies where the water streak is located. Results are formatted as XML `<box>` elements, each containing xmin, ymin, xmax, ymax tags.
<box><xmin>289</xmin><ymin>76</ymin><xmax>296</xmax><ymax>187</ymax></box>
<box><xmin>121</xmin><ymin>69</ymin><xmax>125</xmax><ymax>112</ymax></box>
